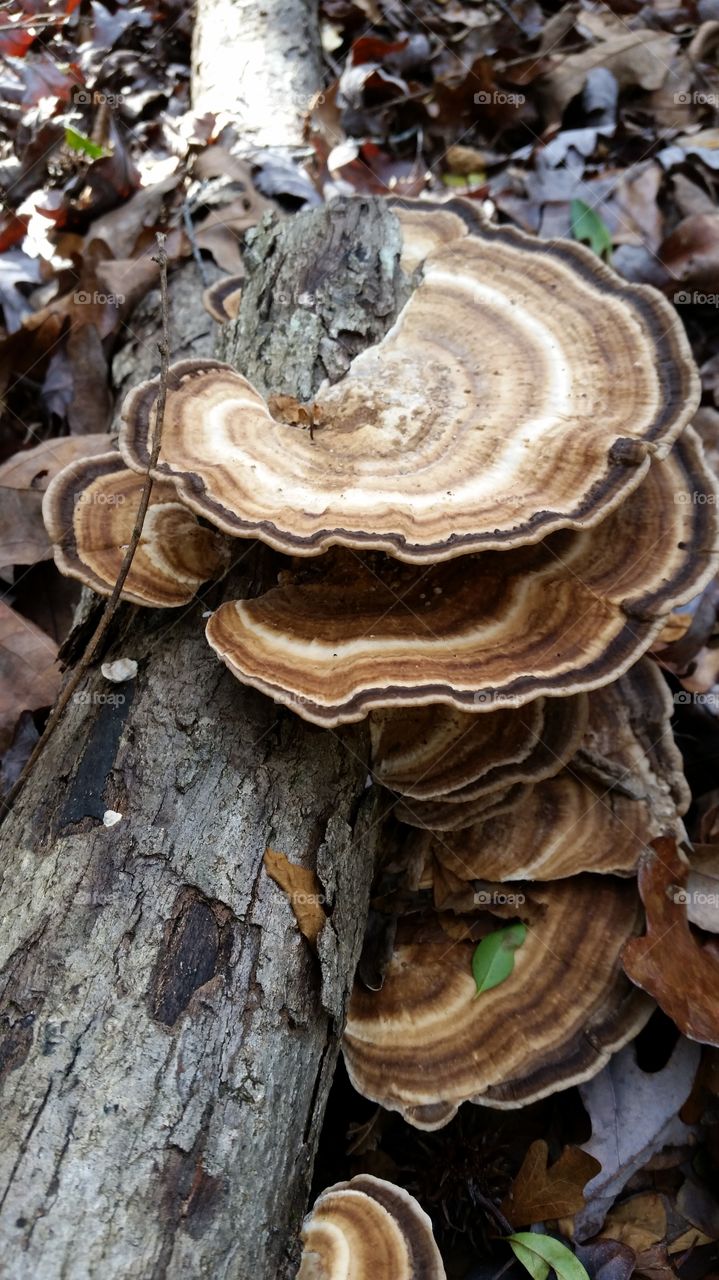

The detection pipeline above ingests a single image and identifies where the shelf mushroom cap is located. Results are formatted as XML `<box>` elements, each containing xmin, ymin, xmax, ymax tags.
<box><xmin>202</xmin><ymin>274</ymin><xmax>243</xmax><ymax>324</ymax></box>
<box><xmin>120</xmin><ymin>216</ymin><xmax>698</xmax><ymax>564</ymax></box>
<box><xmin>203</xmin><ymin>429</ymin><xmax>718</xmax><ymax>726</ymax></box>
<box><xmin>42</xmin><ymin>451</ymin><xmax>229</xmax><ymax>607</ymax></box>
<box><xmin>376</xmin><ymin>693</ymin><xmax>588</xmax><ymax>819</ymax></box>
<box><xmin>298</xmin><ymin>1175</ymin><xmax>446</xmax><ymax>1280</ymax></box>
<box><xmin>394</xmin><ymin>656</ymin><xmax>688</xmax><ymax>835</ymax></box>
<box><xmin>371</xmin><ymin>697</ymin><xmax>550</xmax><ymax>800</ymax></box>
<box><xmin>390</xmin><ymin>195</ymin><xmax>485</xmax><ymax>272</ymax></box>
<box><xmin>343</xmin><ymin>877</ymin><xmax>653</xmax><ymax>1128</ymax></box>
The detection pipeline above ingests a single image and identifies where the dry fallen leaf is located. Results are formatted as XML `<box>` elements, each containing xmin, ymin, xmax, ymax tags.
<box><xmin>0</xmin><ymin>599</ymin><xmax>61</xmax><ymax>751</ymax></box>
<box><xmin>264</xmin><ymin>847</ymin><xmax>327</xmax><ymax>948</ymax></box>
<box><xmin>501</xmin><ymin>1139</ymin><xmax>601</xmax><ymax>1226</ymax></box>
<box><xmin>623</xmin><ymin>837</ymin><xmax>719</xmax><ymax>1046</ymax></box>
<box><xmin>630</xmin><ymin>1242</ymin><xmax>675</xmax><ymax>1280</ymax></box>
<box><xmin>574</xmin><ymin>1036</ymin><xmax>700</xmax><ymax>1240</ymax></box>
<box><xmin>0</xmin><ymin>434</ymin><xmax>111</xmax><ymax>566</ymax></box>
<box><xmin>685</xmin><ymin>846</ymin><xmax>719</xmax><ymax>933</ymax></box>
<box><xmin>666</xmin><ymin>1225</ymin><xmax>713</xmax><ymax>1254</ymax></box>
<box><xmin>660</xmin><ymin>212</ymin><xmax>719</xmax><ymax>292</ymax></box>
<box><xmin>539</xmin><ymin>28</ymin><xmax>677</xmax><ymax>127</ymax></box>
<box><xmin>652</xmin><ymin>612</ymin><xmax>693</xmax><ymax>650</ymax></box>
<box><xmin>600</xmin><ymin>1193</ymin><xmax>668</xmax><ymax>1254</ymax></box>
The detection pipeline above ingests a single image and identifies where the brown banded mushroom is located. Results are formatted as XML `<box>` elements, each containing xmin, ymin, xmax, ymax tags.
<box><xmin>298</xmin><ymin>1174</ymin><xmax>446</xmax><ymax>1279</ymax></box>
<box><xmin>373</xmin><ymin>695</ymin><xmax>592</xmax><ymax>807</ymax></box>
<box><xmin>343</xmin><ymin>877</ymin><xmax>653</xmax><ymax>1128</ymax></box>
<box><xmin>396</xmin><ymin>782</ymin><xmax>532</xmax><ymax>832</ymax></box>
<box><xmin>119</xmin><ymin>216</ymin><xmax>698</xmax><ymax>563</ymax></box>
<box><xmin>202</xmin><ymin>430</ymin><xmax>718</xmax><ymax>726</ymax></box>
<box><xmin>202</xmin><ymin>275</ymin><xmax>244</xmax><ymax>324</ymax></box>
<box><xmin>371</xmin><ymin>697</ymin><xmax>551</xmax><ymax>801</ymax></box>
<box><xmin>390</xmin><ymin>196</ymin><xmax>483</xmax><ymax>272</ymax></box>
<box><xmin>42</xmin><ymin>451</ymin><xmax>229</xmax><ymax>607</ymax></box>
<box><xmin>395</xmin><ymin>657</ymin><xmax>688</xmax><ymax>836</ymax></box>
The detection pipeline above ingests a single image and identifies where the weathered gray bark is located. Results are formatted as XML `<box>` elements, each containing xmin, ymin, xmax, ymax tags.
<box><xmin>192</xmin><ymin>0</ymin><xmax>322</xmax><ymax>146</ymax></box>
<box><xmin>0</xmin><ymin>198</ymin><xmax>405</xmax><ymax>1278</ymax></box>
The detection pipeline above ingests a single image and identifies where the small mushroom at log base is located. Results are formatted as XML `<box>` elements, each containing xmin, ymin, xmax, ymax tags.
<box><xmin>42</xmin><ymin>451</ymin><xmax>229</xmax><ymax>607</ymax></box>
<box><xmin>298</xmin><ymin>1174</ymin><xmax>446</xmax><ymax>1279</ymax></box>
<box><xmin>120</xmin><ymin>213</ymin><xmax>698</xmax><ymax>562</ymax></box>
<box><xmin>203</xmin><ymin>431</ymin><xmax>718</xmax><ymax>726</ymax></box>
<box><xmin>343</xmin><ymin>877</ymin><xmax>653</xmax><ymax>1128</ymax></box>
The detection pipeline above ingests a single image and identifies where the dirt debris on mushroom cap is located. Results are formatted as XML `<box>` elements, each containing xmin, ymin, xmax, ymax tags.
<box><xmin>298</xmin><ymin>1174</ymin><xmax>446</xmax><ymax>1279</ymax></box>
<box><xmin>376</xmin><ymin>693</ymin><xmax>589</xmax><ymax>819</ymax></box>
<box><xmin>202</xmin><ymin>429</ymin><xmax>718</xmax><ymax>726</ymax></box>
<box><xmin>342</xmin><ymin>877</ymin><xmax>653</xmax><ymax>1128</ymax></box>
<box><xmin>42</xmin><ymin>450</ymin><xmax>230</xmax><ymax>608</ymax></box>
<box><xmin>119</xmin><ymin>207</ymin><xmax>698</xmax><ymax>563</ymax></box>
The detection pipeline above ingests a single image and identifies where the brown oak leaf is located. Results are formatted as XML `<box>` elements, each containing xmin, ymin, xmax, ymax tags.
<box><xmin>623</xmin><ymin>837</ymin><xmax>719</xmax><ymax>1047</ymax></box>
<box><xmin>500</xmin><ymin>1139</ymin><xmax>601</xmax><ymax>1226</ymax></box>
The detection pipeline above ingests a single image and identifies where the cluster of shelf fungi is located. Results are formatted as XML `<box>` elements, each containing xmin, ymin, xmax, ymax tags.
<box><xmin>43</xmin><ymin>198</ymin><xmax>719</xmax><ymax>1277</ymax></box>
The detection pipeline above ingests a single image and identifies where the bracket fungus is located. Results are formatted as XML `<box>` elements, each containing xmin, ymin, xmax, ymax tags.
<box><xmin>393</xmin><ymin>658</ymin><xmax>688</xmax><ymax>837</ymax></box>
<box><xmin>42</xmin><ymin>451</ymin><xmax>229</xmax><ymax>607</ymax></box>
<box><xmin>202</xmin><ymin>430</ymin><xmax>716</xmax><ymax>726</ymax></box>
<box><xmin>389</xmin><ymin>196</ymin><xmax>482</xmax><ymax>272</ymax></box>
<box><xmin>298</xmin><ymin>1175</ymin><xmax>445</xmax><ymax>1279</ymax></box>
<box><xmin>371</xmin><ymin>693</ymin><xmax>591</xmax><ymax>808</ymax></box>
<box><xmin>343</xmin><ymin>878</ymin><xmax>652</xmax><ymax>1128</ymax></box>
<box><xmin>120</xmin><ymin>211</ymin><xmax>698</xmax><ymax>564</ymax></box>
<box><xmin>40</xmin><ymin>197</ymin><xmax>719</xmax><ymax>1159</ymax></box>
<box><xmin>202</xmin><ymin>274</ymin><xmax>244</xmax><ymax>324</ymax></box>
<box><xmin>371</xmin><ymin>696</ymin><xmax>553</xmax><ymax>801</ymax></box>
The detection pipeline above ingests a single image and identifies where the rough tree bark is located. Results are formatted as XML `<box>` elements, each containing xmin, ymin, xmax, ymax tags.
<box><xmin>0</xmin><ymin>198</ymin><xmax>407</xmax><ymax>1278</ymax></box>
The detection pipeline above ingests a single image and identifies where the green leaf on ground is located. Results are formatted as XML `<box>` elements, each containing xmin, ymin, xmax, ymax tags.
<box><xmin>508</xmin><ymin>1233</ymin><xmax>591</xmax><ymax>1280</ymax></box>
<box><xmin>65</xmin><ymin>127</ymin><xmax>108</xmax><ymax>159</ymax></box>
<box><xmin>570</xmin><ymin>198</ymin><xmax>612</xmax><ymax>262</ymax></box>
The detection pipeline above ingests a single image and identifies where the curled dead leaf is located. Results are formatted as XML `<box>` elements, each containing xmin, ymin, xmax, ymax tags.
<box><xmin>264</xmin><ymin>847</ymin><xmax>327</xmax><ymax>948</ymax></box>
<box><xmin>623</xmin><ymin>836</ymin><xmax>719</xmax><ymax>1046</ymax></box>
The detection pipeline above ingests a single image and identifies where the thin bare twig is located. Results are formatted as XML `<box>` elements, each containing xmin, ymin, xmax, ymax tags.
<box><xmin>1</xmin><ymin>233</ymin><xmax>171</xmax><ymax>817</ymax></box>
